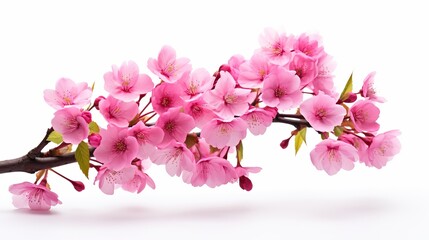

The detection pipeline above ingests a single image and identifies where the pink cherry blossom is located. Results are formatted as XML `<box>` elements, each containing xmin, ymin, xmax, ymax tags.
<box><xmin>258</xmin><ymin>28</ymin><xmax>295</xmax><ymax>65</ymax></box>
<box><xmin>51</xmin><ymin>107</ymin><xmax>89</xmax><ymax>144</ymax></box>
<box><xmin>99</xmin><ymin>95</ymin><xmax>139</xmax><ymax>127</ymax></box>
<box><xmin>288</xmin><ymin>53</ymin><xmax>318</xmax><ymax>88</ymax></box>
<box><xmin>128</xmin><ymin>121</ymin><xmax>164</xmax><ymax>160</ymax></box>
<box><xmin>201</xmin><ymin>118</ymin><xmax>247</xmax><ymax>148</ymax></box>
<box><xmin>293</xmin><ymin>33</ymin><xmax>324</xmax><ymax>60</ymax></box>
<box><xmin>151</xmin><ymin>82</ymin><xmax>185</xmax><ymax>114</ymax></box>
<box><xmin>94</xmin><ymin>166</ymin><xmax>135</xmax><ymax>195</ymax></box>
<box><xmin>88</xmin><ymin>133</ymin><xmax>102</xmax><ymax>147</ymax></box>
<box><xmin>121</xmin><ymin>165</ymin><xmax>156</xmax><ymax>193</ymax></box>
<box><xmin>361</xmin><ymin>72</ymin><xmax>385</xmax><ymax>102</ymax></box>
<box><xmin>338</xmin><ymin>134</ymin><xmax>369</xmax><ymax>166</ymax></box>
<box><xmin>204</xmin><ymin>71</ymin><xmax>253</xmax><ymax>120</ymax></box>
<box><xmin>310</xmin><ymin>139</ymin><xmax>358</xmax><ymax>175</ymax></box>
<box><xmin>151</xmin><ymin>141</ymin><xmax>195</xmax><ymax>177</ymax></box>
<box><xmin>183</xmin><ymin>96</ymin><xmax>216</xmax><ymax>129</ymax></box>
<box><xmin>300</xmin><ymin>93</ymin><xmax>346</xmax><ymax>132</ymax></box>
<box><xmin>156</xmin><ymin>107</ymin><xmax>195</xmax><ymax>146</ymax></box>
<box><xmin>104</xmin><ymin>60</ymin><xmax>154</xmax><ymax>102</ymax></box>
<box><xmin>226</xmin><ymin>54</ymin><xmax>246</xmax><ymax>80</ymax></box>
<box><xmin>9</xmin><ymin>181</ymin><xmax>61</xmax><ymax>210</ymax></box>
<box><xmin>235</xmin><ymin>165</ymin><xmax>262</xmax><ymax>191</ymax></box>
<box><xmin>147</xmin><ymin>45</ymin><xmax>191</xmax><ymax>83</ymax></box>
<box><xmin>182</xmin><ymin>157</ymin><xmax>237</xmax><ymax>188</ymax></box>
<box><xmin>310</xmin><ymin>53</ymin><xmax>337</xmax><ymax>97</ymax></box>
<box><xmin>179</xmin><ymin>68</ymin><xmax>214</xmax><ymax>99</ymax></box>
<box><xmin>44</xmin><ymin>78</ymin><xmax>92</xmax><ymax>109</ymax></box>
<box><xmin>350</xmin><ymin>100</ymin><xmax>380</xmax><ymax>133</ymax></box>
<box><xmin>237</xmin><ymin>53</ymin><xmax>273</xmax><ymax>88</ymax></box>
<box><xmin>261</xmin><ymin>67</ymin><xmax>303</xmax><ymax>110</ymax></box>
<box><xmin>94</xmin><ymin>125</ymin><xmax>139</xmax><ymax>171</ymax></box>
<box><xmin>366</xmin><ymin>130</ymin><xmax>401</xmax><ymax>169</ymax></box>
<box><xmin>241</xmin><ymin>107</ymin><xmax>276</xmax><ymax>136</ymax></box>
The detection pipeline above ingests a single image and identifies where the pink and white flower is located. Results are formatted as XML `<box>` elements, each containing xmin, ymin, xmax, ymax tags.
<box><xmin>237</xmin><ymin>53</ymin><xmax>273</xmax><ymax>88</ymax></box>
<box><xmin>182</xmin><ymin>157</ymin><xmax>237</xmax><ymax>188</ymax></box>
<box><xmin>51</xmin><ymin>107</ymin><xmax>90</xmax><ymax>144</ymax></box>
<box><xmin>310</xmin><ymin>139</ymin><xmax>358</xmax><ymax>175</ymax></box>
<box><xmin>350</xmin><ymin>100</ymin><xmax>380</xmax><ymax>133</ymax></box>
<box><xmin>310</xmin><ymin>53</ymin><xmax>337</xmax><ymax>97</ymax></box>
<box><xmin>121</xmin><ymin>164</ymin><xmax>156</xmax><ymax>194</ymax></box>
<box><xmin>147</xmin><ymin>45</ymin><xmax>191</xmax><ymax>83</ymax></box>
<box><xmin>261</xmin><ymin>67</ymin><xmax>302</xmax><ymax>110</ymax></box>
<box><xmin>183</xmin><ymin>96</ymin><xmax>216</xmax><ymax>129</ymax></box>
<box><xmin>288</xmin><ymin>53</ymin><xmax>318</xmax><ymax>88</ymax></box>
<box><xmin>366</xmin><ymin>130</ymin><xmax>401</xmax><ymax>169</ymax></box>
<box><xmin>151</xmin><ymin>82</ymin><xmax>185</xmax><ymax>114</ymax></box>
<box><xmin>9</xmin><ymin>181</ymin><xmax>62</xmax><ymax>211</ymax></box>
<box><xmin>151</xmin><ymin>141</ymin><xmax>195</xmax><ymax>177</ymax></box>
<box><xmin>44</xmin><ymin>78</ymin><xmax>92</xmax><ymax>109</ymax></box>
<box><xmin>300</xmin><ymin>93</ymin><xmax>346</xmax><ymax>132</ymax></box>
<box><xmin>258</xmin><ymin>28</ymin><xmax>295</xmax><ymax>66</ymax></box>
<box><xmin>99</xmin><ymin>96</ymin><xmax>139</xmax><ymax>128</ymax></box>
<box><xmin>128</xmin><ymin>121</ymin><xmax>164</xmax><ymax>160</ymax></box>
<box><xmin>156</xmin><ymin>107</ymin><xmax>195</xmax><ymax>146</ymax></box>
<box><xmin>201</xmin><ymin>118</ymin><xmax>247</xmax><ymax>148</ymax></box>
<box><xmin>94</xmin><ymin>166</ymin><xmax>135</xmax><ymax>195</ymax></box>
<box><xmin>241</xmin><ymin>107</ymin><xmax>276</xmax><ymax>136</ymax></box>
<box><xmin>179</xmin><ymin>68</ymin><xmax>214</xmax><ymax>99</ymax></box>
<box><xmin>204</xmin><ymin>71</ymin><xmax>253</xmax><ymax>120</ymax></box>
<box><xmin>94</xmin><ymin>125</ymin><xmax>139</xmax><ymax>170</ymax></box>
<box><xmin>293</xmin><ymin>33</ymin><xmax>324</xmax><ymax>60</ymax></box>
<box><xmin>338</xmin><ymin>133</ymin><xmax>370</xmax><ymax>165</ymax></box>
<box><xmin>104</xmin><ymin>60</ymin><xmax>153</xmax><ymax>102</ymax></box>
<box><xmin>361</xmin><ymin>72</ymin><xmax>385</xmax><ymax>102</ymax></box>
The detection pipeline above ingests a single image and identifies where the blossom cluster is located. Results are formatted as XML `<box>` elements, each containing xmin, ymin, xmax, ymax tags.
<box><xmin>8</xmin><ymin>29</ymin><xmax>400</xmax><ymax>210</ymax></box>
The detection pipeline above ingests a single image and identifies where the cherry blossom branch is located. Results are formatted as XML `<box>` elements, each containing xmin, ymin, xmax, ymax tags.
<box><xmin>273</xmin><ymin>114</ymin><xmax>311</xmax><ymax>129</ymax></box>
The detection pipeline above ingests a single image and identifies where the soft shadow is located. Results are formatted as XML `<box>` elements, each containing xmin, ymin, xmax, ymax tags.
<box><xmin>12</xmin><ymin>208</ymin><xmax>60</xmax><ymax>216</ymax></box>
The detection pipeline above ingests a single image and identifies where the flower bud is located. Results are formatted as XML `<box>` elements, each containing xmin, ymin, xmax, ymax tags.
<box><xmin>94</xmin><ymin>96</ymin><xmax>106</xmax><ymax>110</ymax></box>
<box><xmin>81</xmin><ymin>111</ymin><xmax>92</xmax><ymax>124</ymax></box>
<box><xmin>343</xmin><ymin>93</ymin><xmax>357</xmax><ymax>103</ymax></box>
<box><xmin>88</xmin><ymin>133</ymin><xmax>102</xmax><ymax>147</ymax></box>
<box><xmin>280</xmin><ymin>138</ymin><xmax>290</xmax><ymax>149</ymax></box>
<box><xmin>239</xmin><ymin>176</ymin><xmax>253</xmax><ymax>191</ymax></box>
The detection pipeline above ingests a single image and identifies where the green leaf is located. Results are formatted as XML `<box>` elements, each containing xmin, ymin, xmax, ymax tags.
<box><xmin>91</xmin><ymin>81</ymin><xmax>95</xmax><ymax>91</ymax></box>
<box><xmin>75</xmin><ymin>141</ymin><xmax>90</xmax><ymax>179</ymax></box>
<box><xmin>88</xmin><ymin>121</ymin><xmax>100</xmax><ymax>134</ymax></box>
<box><xmin>47</xmin><ymin>131</ymin><xmax>63</xmax><ymax>144</ymax></box>
<box><xmin>236</xmin><ymin>141</ymin><xmax>244</xmax><ymax>163</ymax></box>
<box><xmin>333</xmin><ymin>126</ymin><xmax>344</xmax><ymax>137</ymax></box>
<box><xmin>339</xmin><ymin>73</ymin><xmax>353</xmax><ymax>101</ymax></box>
<box><xmin>294</xmin><ymin>127</ymin><xmax>307</xmax><ymax>155</ymax></box>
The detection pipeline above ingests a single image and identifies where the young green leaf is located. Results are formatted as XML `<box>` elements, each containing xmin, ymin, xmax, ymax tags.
<box><xmin>333</xmin><ymin>126</ymin><xmax>344</xmax><ymax>137</ymax></box>
<box><xmin>294</xmin><ymin>127</ymin><xmax>307</xmax><ymax>155</ymax></box>
<box><xmin>47</xmin><ymin>131</ymin><xmax>63</xmax><ymax>144</ymax></box>
<box><xmin>339</xmin><ymin>73</ymin><xmax>353</xmax><ymax>102</ymax></box>
<box><xmin>75</xmin><ymin>141</ymin><xmax>90</xmax><ymax>179</ymax></box>
<box><xmin>236</xmin><ymin>141</ymin><xmax>244</xmax><ymax>163</ymax></box>
<box><xmin>89</xmin><ymin>121</ymin><xmax>100</xmax><ymax>134</ymax></box>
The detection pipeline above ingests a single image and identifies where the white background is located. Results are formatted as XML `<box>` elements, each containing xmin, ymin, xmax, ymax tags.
<box><xmin>0</xmin><ymin>0</ymin><xmax>427</xmax><ymax>239</ymax></box>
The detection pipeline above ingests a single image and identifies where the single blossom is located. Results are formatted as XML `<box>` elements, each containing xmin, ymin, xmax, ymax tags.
<box><xmin>156</xmin><ymin>107</ymin><xmax>195</xmax><ymax>146</ymax></box>
<box><xmin>204</xmin><ymin>71</ymin><xmax>253</xmax><ymax>120</ymax></box>
<box><xmin>121</xmin><ymin>165</ymin><xmax>156</xmax><ymax>194</ymax></box>
<box><xmin>128</xmin><ymin>121</ymin><xmax>164</xmax><ymax>160</ymax></box>
<box><xmin>361</xmin><ymin>72</ymin><xmax>385</xmax><ymax>102</ymax></box>
<box><xmin>51</xmin><ymin>107</ymin><xmax>90</xmax><ymax>144</ymax></box>
<box><xmin>300</xmin><ymin>93</ymin><xmax>346</xmax><ymax>132</ymax></box>
<box><xmin>350</xmin><ymin>100</ymin><xmax>380</xmax><ymax>132</ymax></box>
<box><xmin>235</xmin><ymin>166</ymin><xmax>262</xmax><ymax>191</ymax></box>
<box><xmin>94</xmin><ymin>125</ymin><xmax>139</xmax><ymax>171</ymax></box>
<box><xmin>241</xmin><ymin>107</ymin><xmax>276</xmax><ymax>136</ymax></box>
<box><xmin>261</xmin><ymin>67</ymin><xmax>303</xmax><ymax>110</ymax></box>
<box><xmin>179</xmin><ymin>68</ymin><xmax>214</xmax><ymax>99</ymax></box>
<box><xmin>99</xmin><ymin>95</ymin><xmax>139</xmax><ymax>127</ymax></box>
<box><xmin>147</xmin><ymin>45</ymin><xmax>191</xmax><ymax>83</ymax></box>
<box><xmin>310</xmin><ymin>53</ymin><xmax>337</xmax><ymax>97</ymax></box>
<box><xmin>293</xmin><ymin>33</ymin><xmax>324</xmax><ymax>60</ymax></box>
<box><xmin>258</xmin><ymin>28</ymin><xmax>295</xmax><ymax>65</ymax></box>
<box><xmin>288</xmin><ymin>53</ymin><xmax>318</xmax><ymax>88</ymax></box>
<box><xmin>9</xmin><ymin>181</ymin><xmax>62</xmax><ymax>211</ymax></box>
<box><xmin>104</xmin><ymin>60</ymin><xmax>154</xmax><ymax>102</ymax></box>
<box><xmin>151</xmin><ymin>141</ymin><xmax>196</xmax><ymax>177</ymax></box>
<box><xmin>94</xmin><ymin>166</ymin><xmax>135</xmax><ymax>195</ymax></box>
<box><xmin>225</xmin><ymin>54</ymin><xmax>246</xmax><ymax>80</ymax></box>
<box><xmin>151</xmin><ymin>82</ymin><xmax>185</xmax><ymax>114</ymax></box>
<box><xmin>201</xmin><ymin>118</ymin><xmax>247</xmax><ymax>148</ymax></box>
<box><xmin>182</xmin><ymin>157</ymin><xmax>237</xmax><ymax>188</ymax></box>
<box><xmin>338</xmin><ymin>134</ymin><xmax>369</xmax><ymax>165</ymax></box>
<box><xmin>310</xmin><ymin>139</ymin><xmax>358</xmax><ymax>175</ymax></box>
<box><xmin>366</xmin><ymin>130</ymin><xmax>401</xmax><ymax>169</ymax></box>
<box><xmin>237</xmin><ymin>53</ymin><xmax>273</xmax><ymax>88</ymax></box>
<box><xmin>183</xmin><ymin>96</ymin><xmax>217</xmax><ymax>129</ymax></box>
<box><xmin>44</xmin><ymin>78</ymin><xmax>92</xmax><ymax>110</ymax></box>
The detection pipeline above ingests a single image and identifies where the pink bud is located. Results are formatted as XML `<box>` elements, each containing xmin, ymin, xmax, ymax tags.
<box><xmin>81</xmin><ymin>111</ymin><xmax>92</xmax><ymax>124</ymax></box>
<box><xmin>219</xmin><ymin>64</ymin><xmax>231</xmax><ymax>73</ymax></box>
<box><xmin>88</xmin><ymin>133</ymin><xmax>102</xmax><ymax>147</ymax></box>
<box><xmin>239</xmin><ymin>176</ymin><xmax>253</xmax><ymax>191</ymax></box>
<box><xmin>343</xmin><ymin>93</ymin><xmax>357</xmax><ymax>103</ymax></box>
<box><xmin>70</xmin><ymin>180</ymin><xmax>85</xmax><ymax>192</ymax></box>
<box><xmin>94</xmin><ymin>96</ymin><xmax>106</xmax><ymax>110</ymax></box>
<box><xmin>280</xmin><ymin>138</ymin><xmax>290</xmax><ymax>149</ymax></box>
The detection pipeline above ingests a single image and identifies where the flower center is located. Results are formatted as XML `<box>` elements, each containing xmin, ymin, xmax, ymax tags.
<box><xmin>164</xmin><ymin>120</ymin><xmax>176</xmax><ymax>133</ymax></box>
<box><xmin>224</xmin><ymin>94</ymin><xmax>237</xmax><ymax>104</ymax></box>
<box><xmin>161</xmin><ymin>97</ymin><xmax>171</xmax><ymax>107</ymax></box>
<box><xmin>114</xmin><ymin>139</ymin><xmax>127</xmax><ymax>153</ymax></box>
<box><xmin>316</xmin><ymin>109</ymin><xmax>327</xmax><ymax>120</ymax></box>
<box><xmin>274</xmin><ymin>88</ymin><xmax>285</xmax><ymax>98</ymax></box>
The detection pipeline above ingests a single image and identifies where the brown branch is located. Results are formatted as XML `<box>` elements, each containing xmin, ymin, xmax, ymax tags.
<box><xmin>273</xmin><ymin>114</ymin><xmax>311</xmax><ymax>129</ymax></box>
